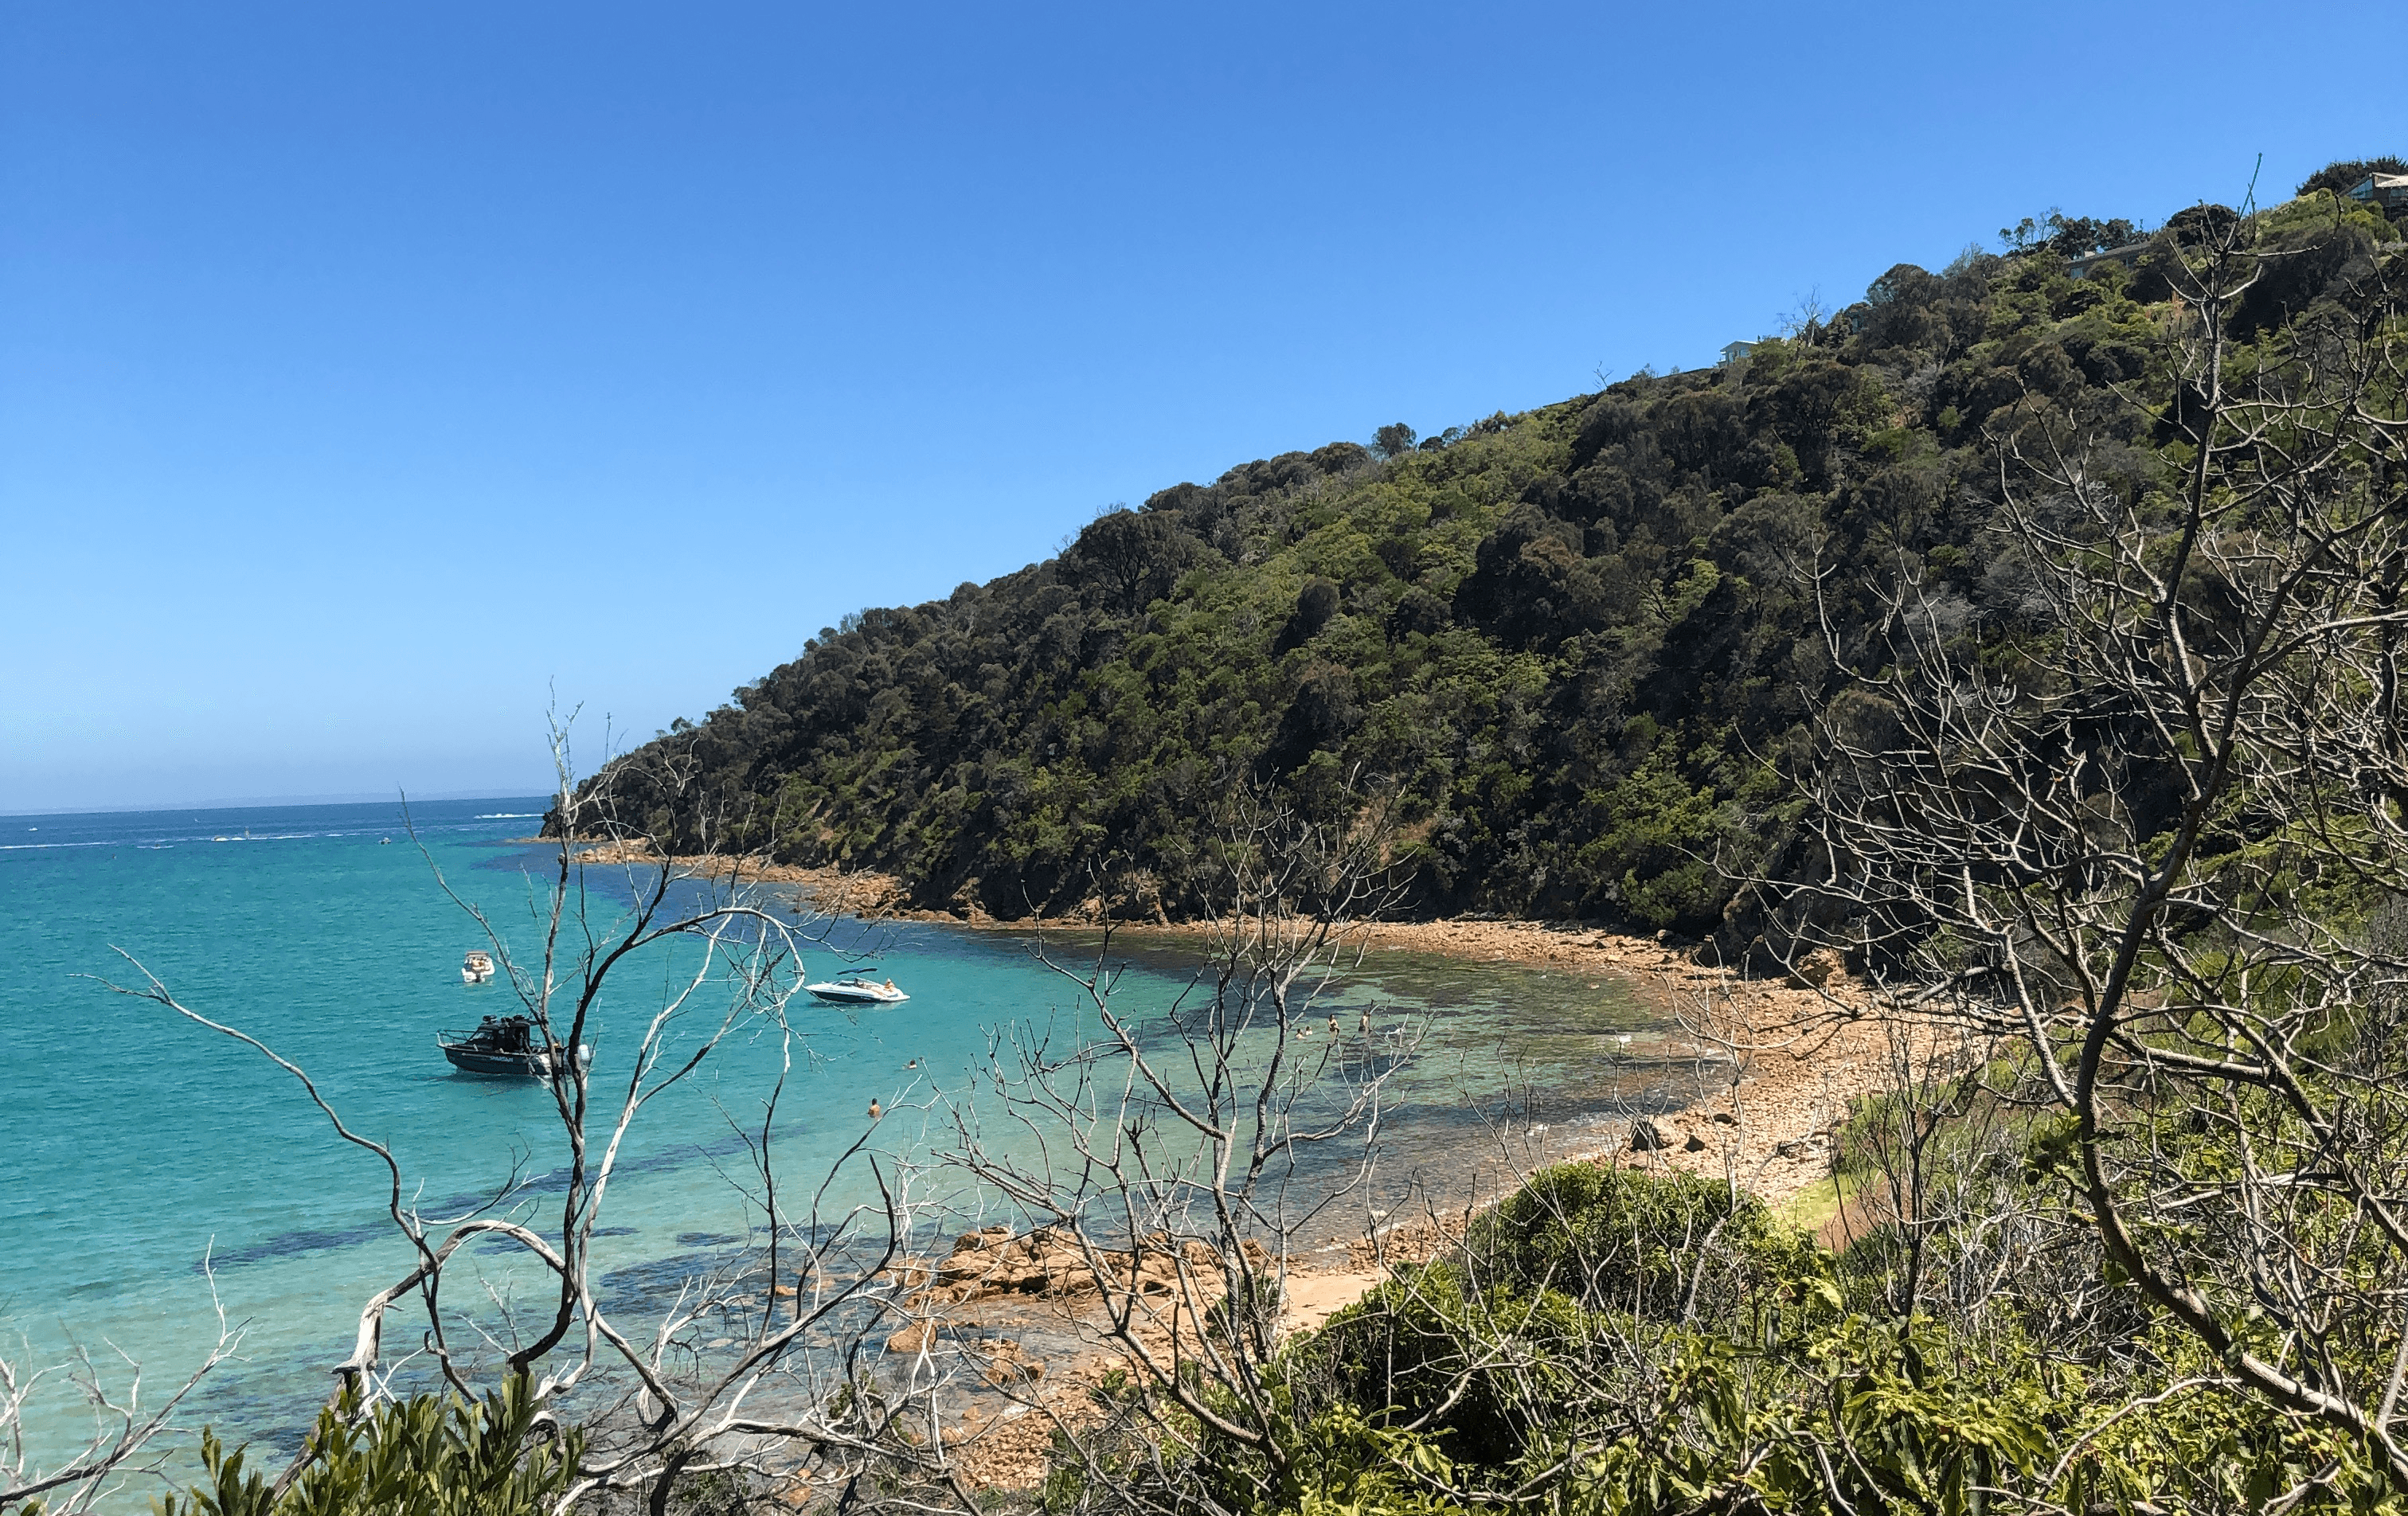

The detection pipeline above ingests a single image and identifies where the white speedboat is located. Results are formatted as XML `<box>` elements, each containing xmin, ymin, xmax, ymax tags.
<box><xmin>805</xmin><ymin>977</ymin><xmax>909</xmax><ymax>1006</ymax></box>
<box><xmin>461</xmin><ymin>951</ymin><xmax>497</xmax><ymax>984</ymax></box>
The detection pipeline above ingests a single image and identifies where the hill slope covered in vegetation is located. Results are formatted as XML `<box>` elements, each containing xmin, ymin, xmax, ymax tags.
<box><xmin>565</xmin><ymin>169</ymin><xmax>2406</xmax><ymax>946</ymax></box>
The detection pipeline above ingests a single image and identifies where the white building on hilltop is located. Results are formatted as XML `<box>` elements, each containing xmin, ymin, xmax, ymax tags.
<box><xmin>2347</xmin><ymin>172</ymin><xmax>2408</xmax><ymax>211</ymax></box>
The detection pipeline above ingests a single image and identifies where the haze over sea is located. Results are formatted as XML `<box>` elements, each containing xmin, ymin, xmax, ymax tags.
<box><xmin>0</xmin><ymin>797</ymin><xmax>1657</xmax><ymax>1466</ymax></box>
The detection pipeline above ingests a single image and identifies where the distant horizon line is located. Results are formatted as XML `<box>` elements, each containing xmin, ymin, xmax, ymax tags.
<box><xmin>0</xmin><ymin>787</ymin><xmax>557</xmax><ymax>819</ymax></box>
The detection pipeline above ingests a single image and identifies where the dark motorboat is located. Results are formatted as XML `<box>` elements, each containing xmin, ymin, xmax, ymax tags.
<box><xmin>436</xmin><ymin>1014</ymin><xmax>591</xmax><ymax>1079</ymax></box>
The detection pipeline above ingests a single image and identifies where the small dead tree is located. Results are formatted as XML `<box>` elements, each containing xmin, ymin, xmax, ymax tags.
<box><xmin>88</xmin><ymin>716</ymin><xmax>955</xmax><ymax>1514</ymax></box>
<box><xmin>932</xmin><ymin>782</ymin><xmax>1417</xmax><ymax>1510</ymax></box>
<box><xmin>0</xmin><ymin>1272</ymin><xmax>243</xmax><ymax>1516</ymax></box>
<box><xmin>1800</xmin><ymin>206</ymin><xmax>2408</xmax><ymax>1481</ymax></box>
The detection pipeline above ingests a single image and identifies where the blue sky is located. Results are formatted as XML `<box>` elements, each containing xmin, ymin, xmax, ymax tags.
<box><xmin>2</xmin><ymin>1</ymin><xmax>2397</xmax><ymax>812</ymax></box>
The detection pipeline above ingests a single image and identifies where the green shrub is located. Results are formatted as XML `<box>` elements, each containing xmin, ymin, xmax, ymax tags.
<box><xmin>156</xmin><ymin>1376</ymin><xmax>578</xmax><ymax>1516</ymax></box>
<box><xmin>1300</xmin><ymin>1262</ymin><xmax>1593</xmax><ymax>1470</ymax></box>
<box><xmin>1468</xmin><ymin>1160</ymin><xmax>1824</xmax><ymax>1323</ymax></box>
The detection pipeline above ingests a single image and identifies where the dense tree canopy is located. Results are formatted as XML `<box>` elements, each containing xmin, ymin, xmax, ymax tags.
<box><xmin>561</xmin><ymin>165</ymin><xmax>2405</xmax><ymax>950</ymax></box>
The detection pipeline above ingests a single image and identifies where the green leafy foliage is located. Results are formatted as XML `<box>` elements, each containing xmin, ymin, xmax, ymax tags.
<box><xmin>1304</xmin><ymin>1264</ymin><xmax>1594</xmax><ymax>1471</ymax></box>
<box><xmin>155</xmin><ymin>1378</ymin><xmax>579</xmax><ymax>1516</ymax></box>
<box><xmin>1468</xmin><ymin>1160</ymin><xmax>1822</xmax><ymax>1319</ymax></box>
<box><xmin>1155</xmin><ymin>1164</ymin><xmax>2408</xmax><ymax>1516</ymax></box>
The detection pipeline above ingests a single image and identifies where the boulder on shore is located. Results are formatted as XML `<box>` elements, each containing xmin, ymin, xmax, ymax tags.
<box><xmin>911</xmin><ymin>1224</ymin><xmax>1273</xmax><ymax>1311</ymax></box>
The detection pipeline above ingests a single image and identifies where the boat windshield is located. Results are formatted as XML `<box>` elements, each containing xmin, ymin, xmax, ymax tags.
<box><xmin>471</xmin><ymin>1016</ymin><xmax>535</xmax><ymax>1052</ymax></box>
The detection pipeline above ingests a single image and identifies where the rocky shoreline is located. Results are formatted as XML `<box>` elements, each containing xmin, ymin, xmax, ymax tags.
<box><xmin>559</xmin><ymin>840</ymin><xmax>1888</xmax><ymax>1184</ymax></box>
<box><xmin>553</xmin><ymin>838</ymin><xmax>1895</xmax><ymax>1212</ymax></box>
<box><xmin>552</xmin><ymin>841</ymin><xmax>1909</xmax><ymax>1496</ymax></box>
<box><xmin>553</xmin><ymin>838</ymin><xmax>1895</xmax><ymax>1225</ymax></box>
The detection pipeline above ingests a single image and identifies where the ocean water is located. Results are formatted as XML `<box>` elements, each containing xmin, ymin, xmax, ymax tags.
<box><xmin>0</xmin><ymin>799</ymin><xmax>1667</xmax><ymax>1475</ymax></box>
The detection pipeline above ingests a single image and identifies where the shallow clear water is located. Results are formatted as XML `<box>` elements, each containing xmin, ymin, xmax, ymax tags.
<box><xmin>0</xmin><ymin>799</ymin><xmax>1673</xmax><ymax>1472</ymax></box>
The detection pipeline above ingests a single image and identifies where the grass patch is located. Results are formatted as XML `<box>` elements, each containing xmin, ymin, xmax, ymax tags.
<box><xmin>1777</xmin><ymin>1170</ymin><xmax>1858</xmax><ymax>1239</ymax></box>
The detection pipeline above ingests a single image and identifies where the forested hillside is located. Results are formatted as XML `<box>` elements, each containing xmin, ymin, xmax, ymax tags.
<box><xmin>563</xmin><ymin>165</ymin><xmax>2407</xmax><ymax>942</ymax></box>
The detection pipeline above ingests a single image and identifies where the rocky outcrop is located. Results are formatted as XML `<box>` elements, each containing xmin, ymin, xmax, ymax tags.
<box><xmin>908</xmin><ymin>1224</ymin><xmax>1273</xmax><ymax>1311</ymax></box>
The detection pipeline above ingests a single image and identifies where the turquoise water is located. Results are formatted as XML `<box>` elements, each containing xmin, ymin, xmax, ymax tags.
<box><xmin>0</xmin><ymin>799</ymin><xmax>1664</xmax><ymax>1472</ymax></box>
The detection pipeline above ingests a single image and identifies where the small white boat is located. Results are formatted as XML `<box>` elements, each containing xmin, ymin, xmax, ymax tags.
<box><xmin>805</xmin><ymin>977</ymin><xmax>909</xmax><ymax>1006</ymax></box>
<box><xmin>461</xmin><ymin>951</ymin><xmax>497</xmax><ymax>985</ymax></box>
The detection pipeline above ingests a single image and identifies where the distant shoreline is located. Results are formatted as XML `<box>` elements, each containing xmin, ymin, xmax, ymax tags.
<box><xmin>524</xmin><ymin>837</ymin><xmax>1893</xmax><ymax>1218</ymax></box>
